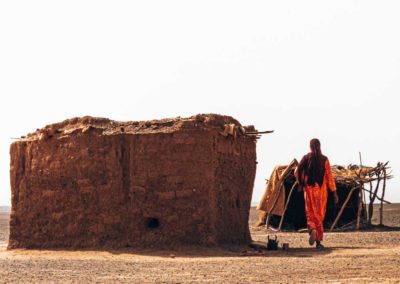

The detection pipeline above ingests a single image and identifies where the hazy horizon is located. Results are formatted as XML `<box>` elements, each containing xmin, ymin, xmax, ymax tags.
<box><xmin>1</xmin><ymin>1</ymin><xmax>399</xmax><ymax>206</ymax></box>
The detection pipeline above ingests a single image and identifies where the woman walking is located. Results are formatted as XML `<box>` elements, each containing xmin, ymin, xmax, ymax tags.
<box><xmin>295</xmin><ymin>138</ymin><xmax>339</xmax><ymax>248</ymax></box>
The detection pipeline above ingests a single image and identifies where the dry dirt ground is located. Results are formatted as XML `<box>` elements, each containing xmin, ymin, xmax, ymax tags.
<box><xmin>1</xmin><ymin>205</ymin><xmax>399</xmax><ymax>283</ymax></box>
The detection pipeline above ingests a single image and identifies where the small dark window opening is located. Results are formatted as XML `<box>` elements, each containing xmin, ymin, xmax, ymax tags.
<box><xmin>145</xmin><ymin>217</ymin><xmax>160</xmax><ymax>229</ymax></box>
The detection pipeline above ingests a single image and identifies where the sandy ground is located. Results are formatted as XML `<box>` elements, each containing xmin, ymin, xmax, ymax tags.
<box><xmin>1</xmin><ymin>205</ymin><xmax>399</xmax><ymax>283</ymax></box>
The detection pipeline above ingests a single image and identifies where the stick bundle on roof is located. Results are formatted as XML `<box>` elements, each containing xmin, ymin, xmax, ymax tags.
<box><xmin>329</xmin><ymin>161</ymin><xmax>392</xmax><ymax>231</ymax></box>
<box><xmin>332</xmin><ymin>162</ymin><xmax>392</xmax><ymax>188</ymax></box>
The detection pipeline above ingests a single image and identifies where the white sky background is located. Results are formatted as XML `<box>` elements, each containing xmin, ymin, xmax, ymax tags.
<box><xmin>0</xmin><ymin>1</ymin><xmax>399</xmax><ymax>206</ymax></box>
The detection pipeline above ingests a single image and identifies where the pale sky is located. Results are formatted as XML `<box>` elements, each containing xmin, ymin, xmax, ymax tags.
<box><xmin>1</xmin><ymin>1</ymin><xmax>399</xmax><ymax>206</ymax></box>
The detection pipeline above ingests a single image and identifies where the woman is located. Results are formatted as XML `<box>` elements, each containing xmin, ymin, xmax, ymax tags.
<box><xmin>295</xmin><ymin>138</ymin><xmax>339</xmax><ymax>248</ymax></box>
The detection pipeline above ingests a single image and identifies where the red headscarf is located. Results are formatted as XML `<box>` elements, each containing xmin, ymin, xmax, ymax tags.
<box><xmin>297</xmin><ymin>138</ymin><xmax>327</xmax><ymax>187</ymax></box>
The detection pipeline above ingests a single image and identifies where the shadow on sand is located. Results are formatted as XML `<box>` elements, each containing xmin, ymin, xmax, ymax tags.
<box><xmin>19</xmin><ymin>242</ymin><xmax>363</xmax><ymax>259</ymax></box>
<box><xmin>358</xmin><ymin>224</ymin><xmax>400</xmax><ymax>232</ymax></box>
<box><xmin>5</xmin><ymin>243</ymin><xmax>349</xmax><ymax>258</ymax></box>
<box><xmin>90</xmin><ymin>243</ymin><xmax>366</xmax><ymax>258</ymax></box>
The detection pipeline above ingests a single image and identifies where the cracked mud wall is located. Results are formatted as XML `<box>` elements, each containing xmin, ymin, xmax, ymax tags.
<box><xmin>8</xmin><ymin>114</ymin><xmax>257</xmax><ymax>249</ymax></box>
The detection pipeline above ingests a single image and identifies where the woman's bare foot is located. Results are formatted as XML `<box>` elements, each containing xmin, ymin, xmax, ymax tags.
<box><xmin>309</xmin><ymin>229</ymin><xmax>316</xmax><ymax>246</ymax></box>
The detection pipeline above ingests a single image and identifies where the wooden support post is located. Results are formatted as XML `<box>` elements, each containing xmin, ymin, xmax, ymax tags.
<box><xmin>330</xmin><ymin>186</ymin><xmax>358</xmax><ymax>232</ymax></box>
<box><xmin>368</xmin><ymin>171</ymin><xmax>382</xmax><ymax>225</ymax></box>
<box><xmin>356</xmin><ymin>186</ymin><xmax>363</xmax><ymax>230</ymax></box>
<box><xmin>362</xmin><ymin>181</ymin><xmax>368</xmax><ymax>219</ymax></box>
<box><xmin>278</xmin><ymin>182</ymin><xmax>298</xmax><ymax>231</ymax></box>
<box><xmin>379</xmin><ymin>169</ymin><xmax>387</xmax><ymax>226</ymax></box>
<box><xmin>367</xmin><ymin>174</ymin><xmax>373</xmax><ymax>222</ymax></box>
<box><xmin>265</xmin><ymin>215</ymin><xmax>271</xmax><ymax>229</ymax></box>
<box><xmin>355</xmin><ymin>162</ymin><xmax>363</xmax><ymax>230</ymax></box>
<box><xmin>359</xmin><ymin>152</ymin><xmax>368</xmax><ymax>221</ymax></box>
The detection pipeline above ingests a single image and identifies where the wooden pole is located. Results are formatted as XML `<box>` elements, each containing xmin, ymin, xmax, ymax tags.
<box><xmin>368</xmin><ymin>170</ymin><xmax>382</xmax><ymax>225</ymax></box>
<box><xmin>356</xmin><ymin>186</ymin><xmax>363</xmax><ymax>230</ymax></box>
<box><xmin>359</xmin><ymin>153</ymin><xmax>367</xmax><ymax>213</ymax></box>
<box><xmin>368</xmin><ymin>174</ymin><xmax>373</xmax><ymax>222</ymax></box>
<box><xmin>369</xmin><ymin>174</ymin><xmax>373</xmax><ymax>200</ymax></box>
<box><xmin>379</xmin><ymin>169</ymin><xmax>387</xmax><ymax>225</ymax></box>
<box><xmin>362</xmin><ymin>160</ymin><xmax>368</xmax><ymax>222</ymax></box>
<box><xmin>330</xmin><ymin>186</ymin><xmax>358</xmax><ymax>232</ymax></box>
<box><xmin>278</xmin><ymin>181</ymin><xmax>298</xmax><ymax>231</ymax></box>
<box><xmin>245</xmin><ymin>130</ymin><xmax>275</xmax><ymax>135</ymax></box>
<box><xmin>356</xmin><ymin>152</ymin><xmax>364</xmax><ymax>230</ymax></box>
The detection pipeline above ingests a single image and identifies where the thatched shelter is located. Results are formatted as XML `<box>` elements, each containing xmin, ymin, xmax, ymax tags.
<box><xmin>256</xmin><ymin>159</ymin><xmax>392</xmax><ymax>231</ymax></box>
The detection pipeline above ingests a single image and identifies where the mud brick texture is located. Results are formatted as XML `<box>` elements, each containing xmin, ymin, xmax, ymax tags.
<box><xmin>8</xmin><ymin>114</ymin><xmax>257</xmax><ymax>249</ymax></box>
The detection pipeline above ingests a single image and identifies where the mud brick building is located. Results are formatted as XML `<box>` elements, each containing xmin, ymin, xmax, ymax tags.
<box><xmin>8</xmin><ymin>114</ymin><xmax>257</xmax><ymax>249</ymax></box>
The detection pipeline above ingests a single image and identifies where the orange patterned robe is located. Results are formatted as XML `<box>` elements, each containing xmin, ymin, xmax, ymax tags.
<box><xmin>296</xmin><ymin>159</ymin><xmax>336</xmax><ymax>241</ymax></box>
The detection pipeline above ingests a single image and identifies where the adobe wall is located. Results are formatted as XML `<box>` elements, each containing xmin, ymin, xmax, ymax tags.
<box><xmin>8</xmin><ymin>114</ymin><xmax>257</xmax><ymax>249</ymax></box>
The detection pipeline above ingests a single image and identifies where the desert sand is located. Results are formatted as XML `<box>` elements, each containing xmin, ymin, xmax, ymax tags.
<box><xmin>1</xmin><ymin>205</ymin><xmax>400</xmax><ymax>283</ymax></box>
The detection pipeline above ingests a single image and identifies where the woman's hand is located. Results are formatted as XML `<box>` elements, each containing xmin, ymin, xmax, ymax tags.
<box><xmin>333</xmin><ymin>192</ymin><xmax>339</xmax><ymax>205</ymax></box>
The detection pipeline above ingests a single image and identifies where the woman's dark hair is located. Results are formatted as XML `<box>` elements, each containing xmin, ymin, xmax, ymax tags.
<box><xmin>297</xmin><ymin>138</ymin><xmax>327</xmax><ymax>187</ymax></box>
